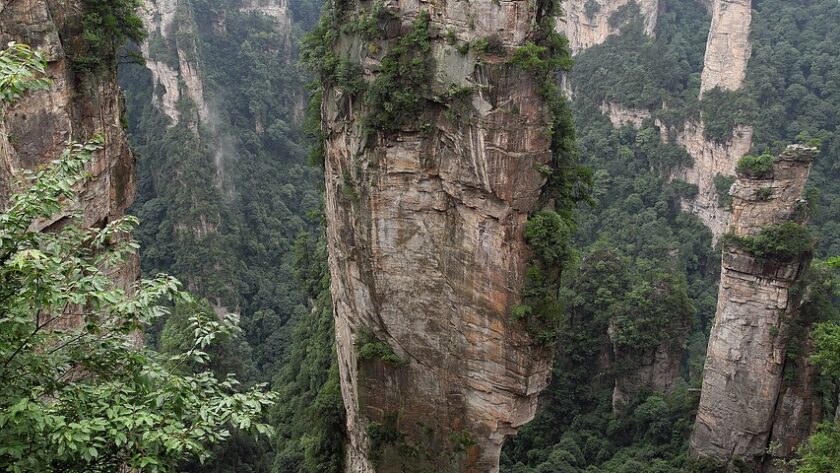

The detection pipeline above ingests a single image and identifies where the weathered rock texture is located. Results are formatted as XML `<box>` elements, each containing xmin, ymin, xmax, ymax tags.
<box><xmin>322</xmin><ymin>2</ymin><xmax>557</xmax><ymax>472</ymax></box>
<box><xmin>699</xmin><ymin>0</ymin><xmax>752</xmax><ymax>95</ymax></box>
<box><xmin>598</xmin><ymin>101</ymin><xmax>652</xmax><ymax>129</ymax></box>
<box><xmin>560</xmin><ymin>0</ymin><xmax>659</xmax><ymax>54</ymax></box>
<box><xmin>671</xmin><ymin>122</ymin><xmax>754</xmax><ymax>238</ymax></box>
<box><xmin>690</xmin><ymin>145</ymin><xmax>817</xmax><ymax>468</ymax></box>
<box><xmin>140</xmin><ymin>0</ymin><xmax>211</xmax><ymax>127</ymax></box>
<box><xmin>0</xmin><ymin>0</ymin><xmax>138</xmax><ymax>287</ymax></box>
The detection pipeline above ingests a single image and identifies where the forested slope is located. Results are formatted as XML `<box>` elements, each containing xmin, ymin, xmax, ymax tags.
<box><xmin>119</xmin><ymin>0</ymin><xmax>341</xmax><ymax>471</ymax></box>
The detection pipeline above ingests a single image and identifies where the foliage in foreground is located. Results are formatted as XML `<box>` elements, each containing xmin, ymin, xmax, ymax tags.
<box><xmin>0</xmin><ymin>44</ymin><xmax>274</xmax><ymax>472</ymax></box>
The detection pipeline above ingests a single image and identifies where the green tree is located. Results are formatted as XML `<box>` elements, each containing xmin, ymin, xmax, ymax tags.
<box><xmin>0</xmin><ymin>46</ymin><xmax>274</xmax><ymax>472</ymax></box>
<box><xmin>794</xmin><ymin>257</ymin><xmax>840</xmax><ymax>473</ymax></box>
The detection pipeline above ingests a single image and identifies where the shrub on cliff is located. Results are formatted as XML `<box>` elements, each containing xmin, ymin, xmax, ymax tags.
<box><xmin>736</xmin><ymin>153</ymin><xmax>776</xmax><ymax>179</ymax></box>
<box><xmin>0</xmin><ymin>50</ymin><xmax>273</xmax><ymax>472</ymax></box>
<box><xmin>723</xmin><ymin>223</ymin><xmax>816</xmax><ymax>262</ymax></box>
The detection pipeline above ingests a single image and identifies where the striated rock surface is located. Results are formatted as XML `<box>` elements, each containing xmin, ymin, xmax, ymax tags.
<box><xmin>140</xmin><ymin>0</ymin><xmax>211</xmax><ymax>127</ymax></box>
<box><xmin>560</xmin><ymin>0</ymin><xmax>658</xmax><ymax>55</ymax></box>
<box><xmin>699</xmin><ymin>0</ymin><xmax>752</xmax><ymax>95</ymax></box>
<box><xmin>321</xmin><ymin>2</ymin><xmax>559</xmax><ymax>472</ymax></box>
<box><xmin>690</xmin><ymin>145</ymin><xmax>816</xmax><ymax>468</ymax></box>
<box><xmin>0</xmin><ymin>0</ymin><xmax>138</xmax><ymax>287</ymax></box>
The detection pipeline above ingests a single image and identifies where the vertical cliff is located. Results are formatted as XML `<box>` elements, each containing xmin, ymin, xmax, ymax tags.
<box><xmin>0</xmin><ymin>0</ymin><xmax>138</xmax><ymax>287</ymax></box>
<box><xmin>670</xmin><ymin>0</ymin><xmax>752</xmax><ymax>239</ymax></box>
<box><xmin>318</xmin><ymin>1</ymin><xmax>572</xmax><ymax>471</ymax></box>
<box><xmin>699</xmin><ymin>0</ymin><xmax>752</xmax><ymax>95</ymax></box>
<box><xmin>560</xmin><ymin>0</ymin><xmax>658</xmax><ymax>55</ymax></box>
<box><xmin>690</xmin><ymin>145</ymin><xmax>817</xmax><ymax>468</ymax></box>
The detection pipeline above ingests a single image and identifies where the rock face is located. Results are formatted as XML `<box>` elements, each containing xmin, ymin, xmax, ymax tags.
<box><xmin>673</xmin><ymin>0</ymin><xmax>753</xmax><ymax>239</ymax></box>
<box><xmin>699</xmin><ymin>0</ymin><xmax>752</xmax><ymax>95</ymax></box>
<box><xmin>321</xmin><ymin>2</ymin><xmax>557</xmax><ymax>472</ymax></box>
<box><xmin>690</xmin><ymin>145</ymin><xmax>816</xmax><ymax>468</ymax></box>
<box><xmin>609</xmin><ymin>324</ymin><xmax>685</xmax><ymax>411</ymax></box>
<box><xmin>598</xmin><ymin>101</ymin><xmax>652</xmax><ymax>129</ymax></box>
<box><xmin>0</xmin><ymin>0</ymin><xmax>138</xmax><ymax>287</ymax></box>
<box><xmin>671</xmin><ymin>122</ymin><xmax>754</xmax><ymax>238</ymax></box>
<box><xmin>560</xmin><ymin>0</ymin><xmax>659</xmax><ymax>55</ymax></box>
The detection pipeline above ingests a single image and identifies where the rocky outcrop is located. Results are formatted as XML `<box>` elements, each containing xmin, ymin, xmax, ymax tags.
<box><xmin>140</xmin><ymin>0</ymin><xmax>209</xmax><ymax>126</ymax></box>
<box><xmin>0</xmin><ymin>0</ymin><xmax>138</xmax><ymax>287</ymax></box>
<box><xmin>610</xmin><ymin>325</ymin><xmax>685</xmax><ymax>411</ymax></box>
<box><xmin>699</xmin><ymin>0</ymin><xmax>752</xmax><ymax>95</ymax></box>
<box><xmin>560</xmin><ymin>0</ymin><xmax>659</xmax><ymax>55</ymax></box>
<box><xmin>322</xmin><ymin>2</ymin><xmax>558</xmax><ymax>472</ymax></box>
<box><xmin>599</xmin><ymin>101</ymin><xmax>652</xmax><ymax>128</ymax></box>
<box><xmin>690</xmin><ymin>145</ymin><xmax>817</xmax><ymax>468</ymax></box>
<box><xmin>672</xmin><ymin>122</ymin><xmax>753</xmax><ymax>237</ymax></box>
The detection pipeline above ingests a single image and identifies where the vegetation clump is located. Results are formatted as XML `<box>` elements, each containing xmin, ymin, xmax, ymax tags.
<box><xmin>724</xmin><ymin>223</ymin><xmax>816</xmax><ymax>262</ymax></box>
<box><xmin>756</xmin><ymin>186</ymin><xmax>774</xmax><ymax>201</ymax></box>
<box><xmin>736</xmin><ymin>153</ymin><xmax>776</xmax><ymax>179</ymax></box>
<box><xmin>713</xmin><ymin>173</ymin><xmax>736</xmax><ymax>208</ymax></box>
<box><xmin>363</xmin><ymin>12</ymin><xmax>434</xmax><ymax>134</ymax></box>
<box><xmin>73</xmin><ymin>0</ymin><xmax>147</xmax><ymax>71</ymax></box>
<box><xmin>700</xmin><ymin>87</ymin><xmax>754</xmax><ymax>143</ymax></box>
<box><xmin>514</xmin><ymin>210</ymin><xmax>575</xmax><ymax>345</ymax></box>
<box><xmin>355</xmin><ymin>328</ymin><xmax>407</xmax><ymax>366</ymax></box>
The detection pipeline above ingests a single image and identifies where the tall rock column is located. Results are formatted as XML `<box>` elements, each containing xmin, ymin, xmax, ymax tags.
<box><xmin>319</xmin><ymin>1</ymin><xmax>562</xmax><ymax>471</ymax></box>
<box><xmin>699</xmin><ymin>0</ymin><xmax>752</xmax><ymax>96</ymax></box>
<box><xmin>690</xmin><ymin>145</ymin><xmax>817</xmax><ymax>468</ymax></box>
<box><xmin>0</xmin><ymin>0</ymin><xmax>138</xmax><ymax>287</ymax></box>
<box><xmin>671</xmin><ymin>0</ymin><xmax>753</xmax><ymax>239</ymax></box>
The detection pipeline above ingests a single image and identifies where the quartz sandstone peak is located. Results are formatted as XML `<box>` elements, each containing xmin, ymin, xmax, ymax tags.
<box><xmin>321</xmin><ymin>1</ymin><xmax>560</xmax><ymax>471</ymax></box>
<box><xmin>0</xmin><ymin>0</ymin><xmax>138</xmax><ymax>288</ymax></box>
<box><xmin>699</xmin><ymin>0</ymin><xmax>752</xmax><ymax>95</ymax></box>
<box><xmin>691</xmin><ymin>145</ymin><xmax>817</xmax><ymax>469</ymax></box>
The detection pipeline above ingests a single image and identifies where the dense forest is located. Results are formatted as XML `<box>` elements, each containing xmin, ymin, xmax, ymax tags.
<box><xmin>2</xmin><ymin>0</ymin><xmax>840</xmax><ymax>472</ymax></box>
<box><xmin>502</xmin><ymin>1</ymin><xmax>840</xmax><ymax>471</ymax></box>
<box><xmin>117</xmin><ymin>0</ymin><xmax>343</xmax><ymax>471</ymax></box>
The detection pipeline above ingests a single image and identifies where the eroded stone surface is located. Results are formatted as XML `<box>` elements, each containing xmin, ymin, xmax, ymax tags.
<box><xmin>699</xmin><ymin>0</ymin><xmax>752</xmax><ymax>95</ymax></box>
<box><xmin>690</xmin><ymin>145</ymin><xmax>816</xmax><ymax>468</ymax></box>
<box><xmin>671</xmin><ymin>122</ymin><xmax>754</xmax><ymax>238</ymax></box>
<box><xmin>322</xmin><ymin>2</ymin><xmax>556</xmax><ymax>472</ymax></box>
<box><xmin>559</xmin><ymin>0</ymin><xmax>658</xmax><ymax>55</ymax></box>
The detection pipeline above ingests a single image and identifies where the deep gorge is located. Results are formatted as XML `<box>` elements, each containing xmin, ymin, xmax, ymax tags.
<box><xmin>0</xmin><ymin>0</ymin><xmax>839</xmax><ymax>472</ymax></box>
